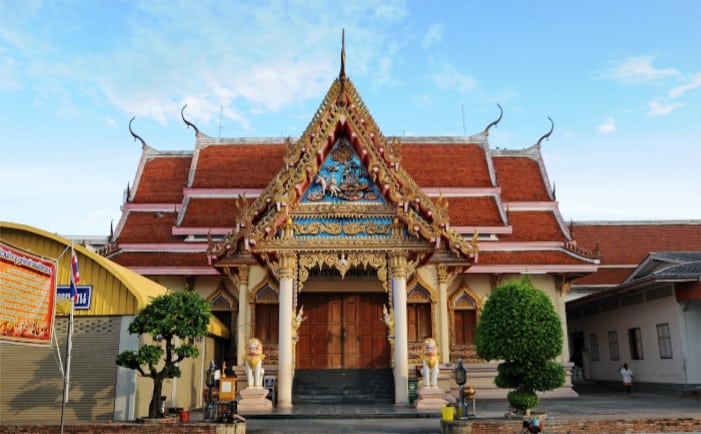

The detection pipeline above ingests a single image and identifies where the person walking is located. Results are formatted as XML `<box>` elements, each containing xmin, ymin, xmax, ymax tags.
<box><xmin>619</xmin><ymin>363</ymin><xmax>634</xmax><ymax>394</ymax></box>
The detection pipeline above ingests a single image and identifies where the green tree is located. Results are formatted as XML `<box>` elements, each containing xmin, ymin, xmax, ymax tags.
<box><xmin>116</xmin><ymin>291</ymin><xmax>211</xmax><ymax>419</ymax></box>
<box><xmin>475</xmin><ymin>278</ymin><xmax>566</xmax><ymax>413</ymax></box>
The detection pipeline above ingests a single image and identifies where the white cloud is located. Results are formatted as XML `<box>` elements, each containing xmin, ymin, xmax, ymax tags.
<box><xmin>604</xmin><ymin>56</ymin><xmax>679</xmax><ymax>84</ymax></box>
<box><xmin>432</xmin><ymin>66</ymin><xmax>478</xmax><ymax>93</ymax></box>
<box><xmin>0</xmin><ymin>52</ymin><xmax>21</xmax><ymax>90</ymax></box>
<box><xmin>422</xmin><ymin>23</ymin><xmax>443</xmax><ymax>48</ymax></box>
<box><xmin>412</xmin><ymin>93</ymin><xmax>432</xmax><ymax>106</ymax></box>
<box><xmin>668</xmin><ymin>73</ymin><xmax>701</xmax><ymax>98</ymax></box>
<box><xmin>597</xmin><ymin>117</ymin><xmax>616</xmax><ymax>134</ymax></box>
<box><xmin>1</xmin><ymin>1</ymin><xmax>410</xmax><ymax>130</ymax></box>
<box><xmin>647</xmin><ymin>99</ymin><xmax>682</xmax><ymax>117</ymax></box>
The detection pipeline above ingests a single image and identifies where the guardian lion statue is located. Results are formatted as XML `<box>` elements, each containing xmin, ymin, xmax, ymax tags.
<box><xmin>244</xmin><ymin>337</ymin><xmax>265</xmax><ymax>388</ymax></box>
<box><xmin>420</xmin><ymin>337</ymin><xmax>440</xmax><ymax>388</ymax></box>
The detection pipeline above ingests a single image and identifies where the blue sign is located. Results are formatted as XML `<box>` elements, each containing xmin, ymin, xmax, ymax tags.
<box><xmin>56</xmin><ymin>285</ymin><xmax>92</xmax><ymax>310</ymax></box>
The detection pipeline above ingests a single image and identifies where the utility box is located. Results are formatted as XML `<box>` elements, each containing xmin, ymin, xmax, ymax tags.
<box><xmin>219</xmin><ymin>377</ymin><xmax>236</xmax><ymax>401</ymax></box>
<box><xmin>408</xmin><ymin>377</ymin><xmax>419</xmax><ymax>404</ymax></box>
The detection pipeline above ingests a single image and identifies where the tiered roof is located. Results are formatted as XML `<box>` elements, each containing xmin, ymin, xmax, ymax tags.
<box><xmin>105</xmin><ymin>53</ymin><xmax>599</xmax><ymax>280</ymax></box>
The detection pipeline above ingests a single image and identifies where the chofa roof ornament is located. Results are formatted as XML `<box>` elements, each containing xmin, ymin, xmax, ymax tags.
<box><xmin>536</xmin><ymin>116</ymin><xmax>554</xmax><ymax>148</ymax></box>
<box><xmin>181</xmin><ymin>104</ymin><xmax>200</xmax><ymax>136</ymax></box>
<box><xmin>128</xmin><ymin>116</ymin><xmax>148</xmax><ymax>150</ymax></box>
<box><xmin>483</xmin><ymin>103</ymin><xmax>503</xmax><ymax>136</ymax></box>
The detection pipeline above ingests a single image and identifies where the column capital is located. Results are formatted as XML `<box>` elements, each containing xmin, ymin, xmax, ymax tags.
<box><xmin>388</xmin><ymin>252</ymin><xmax>408</xmax><ymax>280</ymax></box>
<box><xmin>224</xmin><ymin>266</ymin><xmax>249</xmax><ymax>288</ymax></box>
<box><xmin>238</xmin><ymin>265</ymin><xmax>249</xmax><ymax>284</ymax></box>
<box><xmin>278</xmin><ymin>253</ymin><xmax>297</xmax><ymax>280</ymax></box>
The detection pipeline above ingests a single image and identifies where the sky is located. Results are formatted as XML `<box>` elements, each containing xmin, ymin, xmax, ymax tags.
<box><xmin>1</xmin><ymin>0</ymin><xmax>700</xmax><ymax>237</ymax></box>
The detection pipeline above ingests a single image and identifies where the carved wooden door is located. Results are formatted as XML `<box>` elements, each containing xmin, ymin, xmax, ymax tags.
<box><xmin>296</xmin><ymin>292</ymin><xmax>389</xmax><ymax>369</ymax></box>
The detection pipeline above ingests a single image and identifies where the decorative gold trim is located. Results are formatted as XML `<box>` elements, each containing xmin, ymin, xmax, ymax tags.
<box><xmin>437</xmin><ymin>264</ymin><xmax>459</xmax><ymax>288</ymax></box>
<box><xmin>448</xmin><ymin>285</ymin><xmax>484</xmax><ymax>310</ymax></box>
<box><xmin>388</xmin><ymin>251</ymin><xmax>408</xmax><ymax>280</ymax></box>
<box><xmin>297</xmin><ymin>251</ymin><xmax>388</xmax><ymax>291</ymax></box>
<box><xmin>206</xmin><ymin>74</ymin><xmax>480</xmax><ymax>267</ymax></box>
<box><xmin>248</xmin><ymin>279</ymin><xmax>278</xmax><ymax>304</ymax></box>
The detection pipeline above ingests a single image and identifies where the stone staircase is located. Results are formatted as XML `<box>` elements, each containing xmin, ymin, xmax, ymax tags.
<box><xmin>293</xmin><ymin>368</ymin><xmax>395</xmax><ymax>404</ymax></box>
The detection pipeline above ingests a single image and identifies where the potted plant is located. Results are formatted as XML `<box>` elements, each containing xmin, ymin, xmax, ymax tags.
<box><xmin>116</xmin><ymin>290</ymin><xmax>211</xmax><ymax>419</ymax></box>
<box><xmin>475</xmin><ymin>278</ymin><xmax>566</xmax><ymax>419</ymax></box>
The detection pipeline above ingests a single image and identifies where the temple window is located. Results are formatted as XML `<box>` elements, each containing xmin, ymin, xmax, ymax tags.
<box><xmin>454</xmin><ymin>309</ymin><xmax>476</xmax><ymax>346</ymax></box>
<box><xmin>451</xmin><ymin>291</ymin><xmax>479</xmax><ymax>361</ymax></box>
<box><xmin>407</xmin><ymin>285</ymin><xmax>432</xmax><ymax>344</ymax></box>
<box><xmin>254</xmin><ymin>303</ymin><xmax>279</xmax><ymax>344</ymax></box>
<box><xmin>253</xmin><ymin>285</ymin><xmax>279</xmax><ymax>347</ymax></box>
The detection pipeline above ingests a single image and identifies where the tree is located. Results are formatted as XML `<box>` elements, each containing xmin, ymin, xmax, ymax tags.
<box><xmin>475</xmin><ymin>278</ymin><xmax>566</xmax><ymax>413</ymax></box>
<box><xmin>116</xmin><ymin>291</ymin><xmax>211</xmax><ymax>418</ymax></box>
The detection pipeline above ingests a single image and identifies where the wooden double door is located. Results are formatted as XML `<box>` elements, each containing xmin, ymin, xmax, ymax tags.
<box><xmin>295</xmin><ymin>292</ymin><xmax>390</xmax><ymax>369</ymax></box>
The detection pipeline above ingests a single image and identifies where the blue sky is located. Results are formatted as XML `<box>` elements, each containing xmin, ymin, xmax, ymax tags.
<box><xmin>1</xmin><ymin>0</ymin><xmax>700</xmax><ymax>236</ymax></box>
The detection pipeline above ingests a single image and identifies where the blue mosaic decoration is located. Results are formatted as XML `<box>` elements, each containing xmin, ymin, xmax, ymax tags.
<box><xmin>294</xmin><ymin>139</ymin><xmax>395</xmax><ymax>239</ymax></box>
<box><xmin>302</xmin><ymin>139</ymin><xmax>385</xmax><ymax>204</ymax></box>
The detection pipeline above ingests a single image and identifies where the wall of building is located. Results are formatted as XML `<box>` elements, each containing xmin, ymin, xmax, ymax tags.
<box><xmin>130</xmin><ymin>333</ymin><xmax>208</xmax><ymax>419</ymax></box>
<box><xmin>0</xmin><ymin>316</ymin><xmax>121</xmax><ymax>423</ymax></box>
<box><xmin>680</xmin><ymin>299</ymin><xmax>701</xmax><ymax>384</ymax></box>
<box><xmin>568</xmin><ymin>290</ymin><xmax>686</xmax><ymax>387</ymax></box>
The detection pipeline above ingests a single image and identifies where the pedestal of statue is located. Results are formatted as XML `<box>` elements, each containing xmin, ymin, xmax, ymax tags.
<box><xmin>237</xmin><ymin>387</ymin><xmax>273</xmax><ymax>412</ymax></box>
<box><xmin>414</xmin><ymin>386</ymin><xmax>448</xmax><ymax>410</ymax></box>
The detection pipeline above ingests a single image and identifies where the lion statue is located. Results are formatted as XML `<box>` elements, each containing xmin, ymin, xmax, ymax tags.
<box><xmin>244</xmin><ymin>337</ymin><xmax>265</xmax><ymax>388</ymax></box>
<box><xmin>420</xmin><ymin>337</ymin><xmax>440</xmax><ymax>388</ymax></box>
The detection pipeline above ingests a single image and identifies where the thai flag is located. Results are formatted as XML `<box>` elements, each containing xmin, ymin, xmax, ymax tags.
<box><xmin>70</xmin><ymin>249</ymin><xmax>80</xmax><ymax>301</ymax></box>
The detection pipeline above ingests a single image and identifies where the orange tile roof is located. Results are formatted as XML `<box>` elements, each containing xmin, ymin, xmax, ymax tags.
<box><xmin>132</xmin><ymin>156</ymin><xmax>191</xmax><ymax>203</ymax></box>
<box><xmin>401</xmin><ymin>144</ymin><xmax>492</xmax><ymax>188</ymax></box>
<box><xmin>446</xmin><ymin>197</ymin><xmax>503</xmax><ymax>226</ymax></box>
<box><xmin>109</xmin><ymin>139</ymin><xmax>598</xmax><ymax>273</ymax></box>
<box><xmin>191</xmin><ymin>144</ymin><xmax>286</xmax><ymax>188</ymax></box>
<box><xmin>118</xmin><ymin>212</ymin><xmax>179</xmax><ymax>243</ymax></box>
<box><xmin>500</xmin><ymin>211</ymin><xmax>567</xmax><ymax>242</ymax></box>
<box><xmin>478</xmin><ymin>250</ymin><xmax>587</xmax><ymax>265</ymax></box>
<box><xmin>492</xmin><ymin>155</ymin><xmax>551</xmax><ymax>201</ymax></box>
<box><xmin>573</xmin><ymin>267</ymin><xmax>634</xmax><ymax>286</ymax></box>
<box><xmin>112</xmin><ymin>252</ymin><xmax>210</xmax><ymax>267</ymax></box>
<box><xmin>570</xmin><ymin>221</ymin><xmax>701</xmax><ymax>286</ymax></box>
<box><xmin>571</xmin><ymin>222</ymin><xmax>701</xmax><ymax>265</ymax></box>
<box><xmin>181</xmin><ymin>198</ymin><xmax>239</xmax><ymax>227</ymax></box>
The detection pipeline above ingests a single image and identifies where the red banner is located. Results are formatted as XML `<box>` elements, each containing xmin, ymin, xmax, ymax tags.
<box><xmin>0</xmin><ymin>241</ymin><xmax>57</xmax><ymax>345</ymax></box>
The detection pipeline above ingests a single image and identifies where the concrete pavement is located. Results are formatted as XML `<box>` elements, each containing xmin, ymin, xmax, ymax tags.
<box><xmin>198</xmin><ymin>384</ymin><xmax>700</xmax><ymax>433</ymax></box>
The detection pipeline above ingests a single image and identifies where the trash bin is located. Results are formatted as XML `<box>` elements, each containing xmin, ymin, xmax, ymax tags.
<box><xmin>159</xmin><ymin>396</ymin><xmax>167</xmax><ymax>415</ymax></box>
<box><xmin>441</xmin><ymin>405</ymin><xmax>455</xmax><ymax>421</ymax></box>
<box><xmin>408</xmin><ymin>376</ymin><xmax>418</xmax><ymax>404</ymax></box>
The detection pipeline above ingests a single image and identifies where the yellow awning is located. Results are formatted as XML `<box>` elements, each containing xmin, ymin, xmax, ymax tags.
<box><xmin>208</xmin><ymin>315</ymin><xmax>230</xmax><ymax>338</ymax></box>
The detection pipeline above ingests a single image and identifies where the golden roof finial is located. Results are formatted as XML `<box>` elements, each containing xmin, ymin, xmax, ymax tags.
<box><xmin>339</xmin><ymin>29</ymin><xmax>346</xmax><ymax>80</ymax></box>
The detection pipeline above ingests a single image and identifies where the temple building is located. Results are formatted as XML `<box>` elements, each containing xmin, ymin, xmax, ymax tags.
<box><xmin>101</xmin><ymin>46</ymin><xmax>600</xmax><ymax>408</ymax></box>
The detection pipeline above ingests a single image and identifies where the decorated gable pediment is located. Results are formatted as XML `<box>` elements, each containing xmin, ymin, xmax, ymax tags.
<box><xmin>208</xmin><ymin>47</ymin><xmax>478</xmax><ymax>269</ymax></box>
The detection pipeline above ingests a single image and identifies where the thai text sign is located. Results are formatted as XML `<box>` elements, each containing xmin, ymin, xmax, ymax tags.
<box><xmin>0</xmin><ymin>241</ymin><xmax>57</xmax><ymax>345</ymax></box>
<box><xmin>57</xmin><ymin>285</ymin><xmax>92</xmax><ymax>310</ymax></box>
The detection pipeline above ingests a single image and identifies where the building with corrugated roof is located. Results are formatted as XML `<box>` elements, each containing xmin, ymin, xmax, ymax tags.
<box><xmin>566</xmin><ymin>222</ymin><xmax>701</xmax><ymax>394</ymax></box>
<box><xmin>0</xmin><ymin>222</ymin><xmax>229</xmax><ymax>423</ymax></box>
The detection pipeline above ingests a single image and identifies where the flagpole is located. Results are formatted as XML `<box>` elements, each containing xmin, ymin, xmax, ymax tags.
<box><xmin>60</xmin><ymin>243</ymin><xmax>77</xmax><ymax>434</ymax></box>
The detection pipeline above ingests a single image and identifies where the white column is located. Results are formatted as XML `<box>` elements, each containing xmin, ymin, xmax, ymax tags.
<box><xmin>437</xmin><ymin>265</ymin><xmax>451</xmax><ymax>364</ymax></box>
<box><xmin>236</xmin><ymin>266</ymin><xmax>249</xmax><ymax>366</ymax></box>
<box><xmin>390</xmin><ymin>253</ymin><xmax>409</xmax><ymax>404</ymax></box>
<box><xmin>276</xmin><ymin>254</ymin><xmax>296</xmax><ymax>408</ymax></box>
